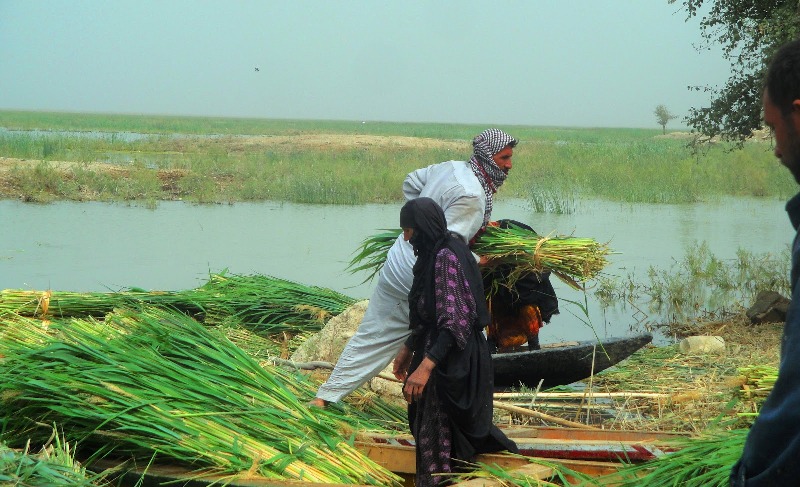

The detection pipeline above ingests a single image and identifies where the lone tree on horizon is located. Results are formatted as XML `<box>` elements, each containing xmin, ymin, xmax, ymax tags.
<box><xmin>654</xmin><ymin>104</ymin><xmax>677</xmax><ymax>134</ymax></box>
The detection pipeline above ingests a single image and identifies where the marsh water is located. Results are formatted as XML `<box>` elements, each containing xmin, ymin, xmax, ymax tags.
<box><xmin>1</xmin><ymin>197</ymin><xmax>792</xmax><ymax>345</ymax></box>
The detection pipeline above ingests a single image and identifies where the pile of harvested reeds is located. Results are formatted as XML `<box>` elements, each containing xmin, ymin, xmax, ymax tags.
<box><xmin>347</xmin><ymin>224</ymin><xmax>612</xmax><ymax>290</ymax></box>
<box><xmin>0</xmin><ymin>272</ymin><xmax>357</xmax><ymax>335</ymax></box>
<box><xmin>0</xmin><ymin>307</ymin><xmax>402</xmax><ymax>485</ymax></box>
<box><xmin>596</xmin><ymin>429</ymin><xmax>748</xmax><ymax>487</ymax></box>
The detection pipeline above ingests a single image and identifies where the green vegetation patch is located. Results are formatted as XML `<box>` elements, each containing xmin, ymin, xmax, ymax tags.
<box><xmin>1</xmin><ymin>111</ymin><xmax>793</xmax><ymax>206</ymax></box>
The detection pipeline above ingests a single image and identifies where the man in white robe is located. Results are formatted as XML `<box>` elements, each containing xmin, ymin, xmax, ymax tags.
<box><xmin>310</xmin><ymin>128</ymin><xmax>517</xmax><ymax>406</ymax></box>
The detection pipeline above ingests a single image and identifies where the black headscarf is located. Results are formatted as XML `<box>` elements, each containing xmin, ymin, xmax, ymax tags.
<box><xmin>401</xmin><ymin>197</ymin><xmax>489</xmax><ymax>332</ymax></box>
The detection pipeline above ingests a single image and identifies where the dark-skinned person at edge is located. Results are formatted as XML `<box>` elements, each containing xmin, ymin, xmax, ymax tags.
<box><xmin>730</xmin><ymin>38</ymin><xmax>800</xmax><ymax>486</ymax></box>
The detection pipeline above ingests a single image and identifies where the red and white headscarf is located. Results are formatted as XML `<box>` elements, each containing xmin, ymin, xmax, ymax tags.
<box><xmin>468</xmin><ymin>128</ymin><xmax>518</xmax><ymax>228</ymax></box>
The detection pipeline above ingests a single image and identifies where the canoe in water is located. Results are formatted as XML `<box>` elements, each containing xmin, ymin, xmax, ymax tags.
<box><xmin>492</xmin><ymin>333</ymin><xmax>653</xmax><ymax>389</ymax></box>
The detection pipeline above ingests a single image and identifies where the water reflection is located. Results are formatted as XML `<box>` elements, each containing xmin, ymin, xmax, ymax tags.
<box><xmin>0</xmin><ymin>127</ymin><xmax>159</xmax><ymax>142</ymax></box>
<box><xmin>0</xmin><ymin>197</ymin><xmax>792</xmax><ymax>345</ymax></box>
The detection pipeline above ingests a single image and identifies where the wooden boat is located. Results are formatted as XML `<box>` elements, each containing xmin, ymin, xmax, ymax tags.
<box><xmin>365</xmin><ymin>425</ymin><xmax>681</xmax><ymax>463</ymax></box>
<box><xmin>91</xmin><ymin>425</ymin><xmax>683</xmax><ymax>486</ymax></box>
<box><xmin>492</xmin><ymin>333</ymin><xmax>653</xmax><ymax>389</ymax></box>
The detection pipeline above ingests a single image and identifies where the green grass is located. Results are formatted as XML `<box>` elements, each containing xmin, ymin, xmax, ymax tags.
<box><xmin>1</xmin><ymin>110</ymin><xmax>794</xmax><ymax>206</ymax></box>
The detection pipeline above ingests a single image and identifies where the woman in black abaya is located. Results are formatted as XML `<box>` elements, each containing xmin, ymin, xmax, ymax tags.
<box><xmin>392</xmin><ymin>197</ymin><xmax>517</xmax><ymax>486</ymax></box>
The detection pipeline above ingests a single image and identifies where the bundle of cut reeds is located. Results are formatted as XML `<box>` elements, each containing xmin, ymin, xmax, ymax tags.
<box><xmin>195</xmin><ymin>273</ymin><xmax>357</xmax><ymax>333</ymax></box>
<box><xmin>0</xmin><ymin>307</ymin><xmax>403</xmax><ymax>485</ymax></box>
<box><xmin>0</xmin><ymin>272</ymin><xmax>357</xmax><ymax>335</ymax></box>
<box><xmin>347</xmin><ymin>224</ymin><xmax>612</xmax><ymax>291</ymax></box>
<box><xmin>473</xmin><ymin>223</ymin><xmax>611</xmax><ymax>290</ymax></box>
<box><xmin>737</xmin><ymin>364</ymin><xmax>778</xmax><ymax>399</ymax></box>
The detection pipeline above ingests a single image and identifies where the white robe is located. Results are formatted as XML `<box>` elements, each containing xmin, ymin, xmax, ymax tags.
<box><xmin>316</xmin><ymin>160</ymin><xmax>487</xmax><ymax>402</ymax></box>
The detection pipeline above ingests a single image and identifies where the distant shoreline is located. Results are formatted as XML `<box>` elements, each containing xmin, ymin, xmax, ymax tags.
<box><xmin>0</xmin><ymin>111</ymin><xmax>789</xmax><ymax>206</ymax></box>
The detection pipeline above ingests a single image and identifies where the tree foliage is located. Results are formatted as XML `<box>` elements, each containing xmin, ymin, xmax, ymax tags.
<box><xmin>670</xmin><ymin>0</ymin><xmax>800</xmax><ymax>144</ymax></box>
<box><xmin>654</xmin><ymin>104</ymin><xmax>677</xmax><ymax>133</ymax></box>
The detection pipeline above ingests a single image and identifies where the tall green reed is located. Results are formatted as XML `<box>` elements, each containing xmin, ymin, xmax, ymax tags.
<box><xmin>595</xmin><ymin>241</ymin><xmax>791</xmax><ymax>320</ymax></box>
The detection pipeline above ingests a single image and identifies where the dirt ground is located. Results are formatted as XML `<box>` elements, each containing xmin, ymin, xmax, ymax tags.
<box><xmin>535</xmin><ymin>312</ymin><xmax>785</xmax><ymax>433</ymax></box>
<box><xmin>223</xmin><ymin>133</ymin><xmax>465</xmax><ymax>151</ymax></box>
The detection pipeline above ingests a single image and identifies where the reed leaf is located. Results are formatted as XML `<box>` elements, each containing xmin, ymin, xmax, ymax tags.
<box><xmin>0</xmin><ymin>433</ymin><xmax>105</xmax><ymax>487</ymax></box>
<box><xmin>346</xmin><ymin>230</ymin><xmax>401</xmax><ymax>284</ymax></box>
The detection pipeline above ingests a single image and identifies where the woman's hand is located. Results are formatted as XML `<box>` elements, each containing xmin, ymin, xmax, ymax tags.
<box><xmin>392</xmin><ymin>345</ymin><xmax>412</xmax><ymax>381</ymax></box>
<box><xmin>403</xmin><ymin>356</ymin><xmax>436</xmax><ymax>404</ymax></box>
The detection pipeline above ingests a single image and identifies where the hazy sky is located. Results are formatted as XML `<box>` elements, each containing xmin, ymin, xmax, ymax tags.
<box><xmin>0</xmin><ymin>1</ymin><xmax>731</xmax><ymax>129</ymax></box>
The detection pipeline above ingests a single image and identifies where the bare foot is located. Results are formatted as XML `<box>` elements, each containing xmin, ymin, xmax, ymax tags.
<box><xmin>307</xmin><ymin>398</ymin><xmax>329</xmax><ymax>408</ymax></box>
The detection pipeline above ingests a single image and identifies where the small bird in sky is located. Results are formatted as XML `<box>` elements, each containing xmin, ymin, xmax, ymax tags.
<box><xmin>255</xmin><ymin>67</ymin><xmax>260</xmax><ymax>72</ymax></box>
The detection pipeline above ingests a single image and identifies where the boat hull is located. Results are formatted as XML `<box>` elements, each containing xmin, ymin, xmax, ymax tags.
<box><xmin>492</xmin><ymin>333</ymin><xmax>653</xmax><ymax>389</ymax></box>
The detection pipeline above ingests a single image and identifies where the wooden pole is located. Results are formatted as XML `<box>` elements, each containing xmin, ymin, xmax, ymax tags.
<box><xmin>493</xmin><ymin>402</ymin><xmax>599</xmax><ymax>430</ymax></box>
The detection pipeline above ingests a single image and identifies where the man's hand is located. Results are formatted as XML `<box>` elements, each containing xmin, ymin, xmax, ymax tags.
<box><xmin>392</xmin><ymin>344</ymin><xmax>412</xmax><ymax>381</ymax></box>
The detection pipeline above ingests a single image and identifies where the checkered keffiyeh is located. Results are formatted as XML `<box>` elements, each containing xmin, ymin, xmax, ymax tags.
<box><xmin>468</xmin><ymin>128</ymin><xmax>518</xmax><ymax>229</ymax></box>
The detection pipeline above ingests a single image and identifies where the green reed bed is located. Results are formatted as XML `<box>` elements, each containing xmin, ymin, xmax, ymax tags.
<box><xmin>0</xmin><ymin>132</ymin><xmax>150</xmax><ymax>162</ymax></box>
<box><xmin>8</xmin><ymin>160</ymin><xmax>165</xmax><ymax>203</ymax></box>
<box><xmin>2</xmin><ymin>110</ymin><xmax>794</xmax><ymax>205</ymax></box>
<box><xmin>517</xmin><ymin>138</ymin><xmax>795</xmax><ymax>205</ymax></box>
<box><xmin>172</xmin><ymin>143</ymin><xmax>459</xmax><ymax>204</ymax></box>
<box><xmin>4</xmin><ymin>110</ymin><xmax>642</xmax><ymax>139</ymax></box>
<box><xmin>0</xmin><ymin>307</ymin><xmax>403</xmax><ymax>485</ymax></box>
<box><xmin>595</xmin><ymin>241</ymin><xmax>791</xmax><ymax>320</ymax></box>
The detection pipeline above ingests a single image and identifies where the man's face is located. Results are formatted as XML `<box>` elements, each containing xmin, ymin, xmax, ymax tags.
<box><xmin>492</xmin><ymin>146</ymin><xmax>513</xmax><ymax>174</ymax></box>
<box><xmin>764</xmin><ymin>89</ymin><xmax>800</xmax><ymax>184</ymax></box>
